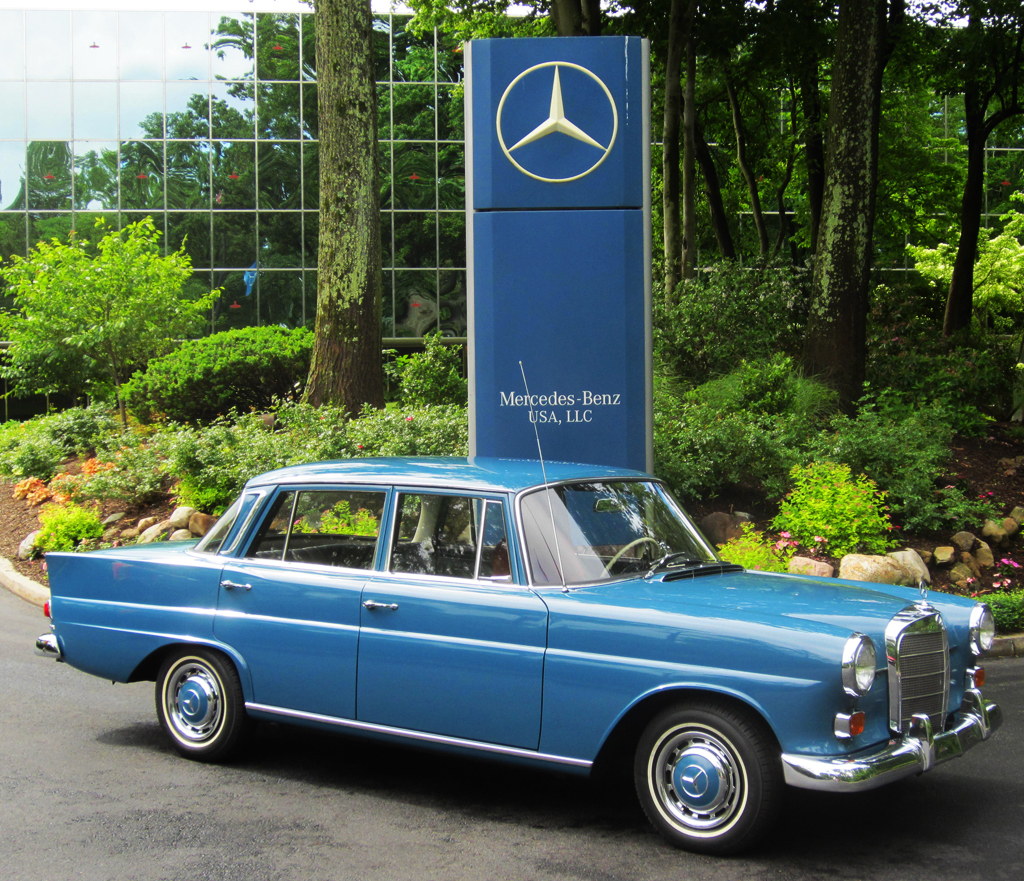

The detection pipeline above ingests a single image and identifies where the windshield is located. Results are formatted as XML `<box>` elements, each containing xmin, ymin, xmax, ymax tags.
<box><xmin>193</xmin><ymin>491</ymin><xmax>262</xmax><ymax>554</ymax></box>
<box><xmin>519</xmin><ymin>480</ymin><xmax>717</xmax><ymax>587</ymax></box>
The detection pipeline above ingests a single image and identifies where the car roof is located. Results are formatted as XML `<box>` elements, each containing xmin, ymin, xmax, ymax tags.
<box><xmin>244</xmin><ymin>457</ymin><xmax>651</xmax><ymax>494</ymax></box>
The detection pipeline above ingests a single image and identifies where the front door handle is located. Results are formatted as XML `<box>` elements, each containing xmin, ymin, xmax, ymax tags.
<box><xmin>363</xmin><ymin>600</ymin><xmax>398</xmax><ymax>611</ymax></box>
<box><xmin>221</xmin><ymin>580</ymin><xmax>252</xmax><ymax>591</ymax></box>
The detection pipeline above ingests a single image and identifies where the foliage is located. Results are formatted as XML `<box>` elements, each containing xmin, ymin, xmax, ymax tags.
<box><xmin>73</xmin><ymin>443</ymin><xmax>169</xmax><ymax>505</ymax></box>
<box><xmin>293</xmin><ymin>500</ymin><xmax>379</xmax><ymax>536</ymax></box>
<box><xmin>44</xmin><ymin>405</ymin><xmax>119</xmax><ymax>455</ymax></box>
<box><xmin>347</xmin><ymin>404</ymin><xmax>469</xmax><ymax>457</ymax></box>
<box><xmin>717</xmin><ymin>524</ymin><xmax>796</xmax><ymax>573</ymax></box>
<box><xmin>772</xmin><ymin>462</ymin><xmax>895</xmax><ymax>557</ymax></box>
<box><xmin>124</xmin><ymin>326</ymin><xmax>313</xmax><ymax>424</ymax></box>
<box><xmin>0</xmin><ymin>219</ymin><xmax>216</xmax><ymax>423</ymax></box>
<box><xmin>0</xmin><ymin>418</ymin><xmax>66</xmax><ymax>481</ymax></box>
<box><xmin>35</xmin><ymin>503</ymin><xmax>105</xmax><ymax>553</ymax></box>
<box><xmin>989</xmin><ymin>589</ymin><xmax>1024</xmax><ymax>634</ymax></box>
<box><xmin>655</xmin><ymin>261</ymin><xmax>810</xmax><ymax>387</ymax></box>
<box><xmin>384</xmin><ymin>332</ymin><xmax>467</xmax><ymax>406</ymax></box>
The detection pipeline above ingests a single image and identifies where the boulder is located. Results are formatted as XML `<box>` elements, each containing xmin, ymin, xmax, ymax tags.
<box><xmin>952</xmin><ymin>531</ymin><xmax>977</xmax><ymax>552</ymax></box>
<box><xmin>838</xmin><ymin>554</ymin><xmax>916</xmax><ymax>586</ymax></box>
<box><xmin>1002</xmin><ymin>517</ymin><xmax>1020</xmax><ymax>539</ymax></box>
<box><xmin>120</xmin><ymin>527</ymin><xmax>140</xmax><ymax>540</ymax></box>
<box><xmin>169</xmin><ymin>506</ymin><xmax>197</xmax><ymax>530</ymax></box>
<box><xmin>189</xmin><ymin>512</ymin><xmax>218</xmax><ymax>537</ymax></box>
<box><xmin>17</xmin><ymin>530</ymin><xmax>41</xmax><ymax>561</ymax></box>
<box><xmin>789</xmin><ymin>556</ymin><xmax>834</xmax><ymax>578</ymax></box>
<box><xmin>102</xmin><ymin>512</ymin><xmax>126</xmax><ymax>527</ymax></box>
<box><xmin>137</xmin><ymin>516</ymin><xmax>161</xmax><ymax>531</ymax></box>
<box><xmin>982</xmin><ymin>519</ymin><xmax>1008</xmax><ymax>548</ymax></box>
<box><xmin>950</xmin><ymin>562</ymin><xmax>975</xmax><ymax>585</ymax></box>
<box><xmin>975</xmin><ymin>541</ymin><xmax>995</xmax><ymax>568</ymax></box>
<box><xmin>699</xmin><ymin>512</ymin><xmax>751</xmax><ymax>547</ymax></box>
<box><xmin>933</xmin><ymin>546</ymin><xmax>956</xmax><ymax>566</ymax></box>
<box><xmin>960</xmin><ymin>552</ymin><xmax>981</xmax><ymax>579</ymax></box>
<box><xmin>169</xmin><ymin>529</ymin><xmax>194</xmax><ymax>542</ymax></box>
<box><xmin>138</xmin><ymin>520</ymin><xmax>173</xmax><ymax>543</ymax></box>
<box><xmin>1009</xmin><ymin>506</ymin><xmax>1024</xmax><ymax>527</ymax></box>
<box><xmin>888</xmin><ymin>549</ymin><xmax>930</xmax><ymax>584</ymax></box>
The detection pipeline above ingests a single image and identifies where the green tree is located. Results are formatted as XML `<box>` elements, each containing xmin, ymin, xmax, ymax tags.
<box><xmin>0</xmin><ymin>218</ymin><xmax>215</xmax><ymax>426</ymax></box>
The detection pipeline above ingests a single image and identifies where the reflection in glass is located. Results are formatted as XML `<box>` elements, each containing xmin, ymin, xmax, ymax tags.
<box><xmin>212</xmin><ymin>211</ymin><xmax>256</xmax><ymax>269</ymax></box>
<box><xmin>437</xmin><ymin>144</ymin><xmax>465</xmax><ymax>210</ymax></box>
<box><xmin>74</xmin><ymin>82</ymin><xmax>118</xmax><ymax>140</ymax></box>
<box><xmin>390</xmin><ymin>142</ymin><xmax>436</xmax><ymax>210</ymax></box>
<box><xmin>120</xmin><ymin>141</ymin><xmax>165</xmax><ymax>210</ymax></box>
<box><xmin>166</xmin><ymin>12</ymin><xmax>211</xmax><ymax>81</ymax></box>
<box><xmin>381</xmin><ymin>211</ymin><xmax>393</xmax><ymax>267</ymax></box>
<box><xmin>27</xmin><ymin>11</ymin><xmax>71</xmax><ymax>80</ymax></box>
<box><xmin>437</xmin><ymin>269</ymin><xmax>467</xmax><ymax>336</ymax></box>
<box><xmin>392</xmin><ymin>84</ymin><xmax>436</xmax><ymax>140</ymax></box>
<box><xmin>119</xmin><ymin>12</ymin><xmax>163</xmax><ymax>80</ymax></box>
<box><xmin>394</xmin><ymin>212</ymin><xmax>436</xmax><ymax>269</ymax></box>
<box><xmin>0</xmin><ymin>11</ymin><xmax>25</xmax><ymax>81</ymax></box>
<box><xmin>0</xmin><ymin>142</ymin><xmax>26</xmax><ymax>211</ymax></box>
<box><xmin>27</xmin><ymin>82</ymin><xmax>72</xmax><ymax>141</ymax></box>
<box><xmin>212</xmin><ymin>141</ymin><xmax>255</xmax><ymax>209</ymax></box>
<box><xmin>303</xmin><ymin>141</ymin><xmax>319</xmax><ymax>205</ymax></box>
<box><xmin>166</xmin><ymin>140</ymin><xmax>210</xmax><ymax>209</ymax></box>
<box><xmin>438</xmin><ymin>212</ymin><xmax>466</xmax><ymax>268</ymax></box>
<box><xmin>256</xmin><ymin>13</ymin><xmax>300</xmax><ymax>82</ymax></box>
<box><xmin>72</xmin><ymin>12</ymin><xmax>118</xmax><ymax>80</ymax></box>
<box><xmin>27</xmin><ymin>142</ymin><xmax>72</xmax><ymax>211</ymax></box>
<box><xmin>381</xmin><ymin>270</ymin><xmax>395</xmax><ymax>338</ymax></box>
<box><xmin>436</xmin><ymin>32</ymin><xmax>464</xmax><ymax>84</ymax></box>
<box><xmin>211</xmin><ymin>14</ymin><xmax>255</xmax><ymax>81</ymax></box>
<box><xmin>302</xmin><ymin>82</ymin><xmax>318</xmax><ymax>139</ymax></box>
<box><xmin>213</xmin><ymin>269</ymin><xmax>255</xmax><ymax>329</ymax></box>
<box><xmin>377</xmin><ymin>84</ymin><xmax>391</xmax><ymax>139</ymax></box>
<box><xmin>258</xmin><ymin>270</ymin><xmax>304</xmax><ymax>327</ymax></box>
<box><xmin>168</xmin><ymin>211</ymin><xmax>211</xmax><ymax>269</ymax></box>
<box><xmin>258</xmin><ymin>212</ymin><xmax>303</xmax><ymax>267</ymax></box>
<box><xmin>211</xmin><ymin>81</ymin><xmax>255</xmax><ymax>139</ymax></box>
<box><xmin>392</xmin><ymin>19</ymin><xmax>435</xmax><ymax>84</ymax></box>
<box><xmin>257</xmin><ymin>141</ymin><xmax>301</xmax><ymax>209</ymax></box>
<box><xmin>437</xmin><ymin>85</ymin><xmax>464</xmax><ymax>141</ymax></box>
<box><xmin>0</xmin><ymin>214</ymin><xmax>28</xmax><ymax>266</ymax></box>
<box><xmin>29</xmin><ymin>214</ymin><xmax>74</xmax><ymax>250</ymax></box>
<box><xmin>373</xmin><ymin>16</ymin><xmax>392</xmax><ymax>83</ymax></box>
<box><xmin>121</xmin><ymin>82</ymin><xmax>165</xmax><ymax>139</ymax></box>
<box><xmin>393</xmin><ymin>270</ymin><xmax>438</xmax><ymax>337</ymax></box>
<box><xmin>166</xmin><ymin>83</ymin><xmax>210</xmax><ymax>137</ymax></box>
<box><xmin>258</xmin><ymin>83</ymin><xmax>301</xmax><ymax>139</ymax></box>
<box><xmin>74</xmin><ymin>141</ymin><xmax>117</xmax><ymax>210</ymax></box>
<box><xmin>0</xmin><ymin>83</ymin><xmax>26</xmax><ymax>139</ymax></box>
<box><xmin>302</xmin><ymin>211</ymin><xmax>318</xmax><ymax>264</ymax></box>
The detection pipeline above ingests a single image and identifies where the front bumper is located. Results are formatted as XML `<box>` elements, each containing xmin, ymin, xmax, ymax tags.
<box><xmin>782</xmin><ymin>689</ymin><xmax>1001</xmax><ymax>793</ymax></box>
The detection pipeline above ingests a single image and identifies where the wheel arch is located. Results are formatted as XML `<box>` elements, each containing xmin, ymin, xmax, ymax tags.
<box><xmin>592</xmin><ymin>686</ymin><xmax>781</xmax><ymax>778</ymax></box>
<box><xmin>127</xmin><ymin>640</ymin><xmax>253</xmax><ymax>701</ymax></box>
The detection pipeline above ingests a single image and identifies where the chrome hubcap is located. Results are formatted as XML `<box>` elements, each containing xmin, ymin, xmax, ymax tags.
<box><xmin>166</xmin><ymin>662</ymin><xmax>222</xmax><ymax>743</ymax></box>
<box><xmin>653</xmin><ymin>726</ymin><xmax>744</xmax><ymax>832</ymax></box>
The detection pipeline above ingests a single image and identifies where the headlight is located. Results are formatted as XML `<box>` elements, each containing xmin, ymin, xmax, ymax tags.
<box><xmin>842</xmin><ymin>633</ymin><xmax>877</xmax><ymax>696</ymax></box>
<box><xmin>969</xmin><ymin>604</ymin><xmax>995</xmax><ymax>656</ymax></box>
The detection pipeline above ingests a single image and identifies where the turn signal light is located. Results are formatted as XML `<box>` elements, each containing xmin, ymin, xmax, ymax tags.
<box><xmin>971</xmin><ymin>667</ymin><xmax>986</xmax><ymax>688</ymax></box>
<box><xmin>849</xmin><ymin>711</ymin><xmax>866</xmax><ymax>737</ymax></box>
<box><xmin>834</xmin><ymin>711</ymin><xmax>866</xmax><ymax>739</ymax></box>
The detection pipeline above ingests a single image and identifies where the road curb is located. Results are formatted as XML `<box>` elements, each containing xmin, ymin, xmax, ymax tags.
<box><xmin>0</xmin><ymin>556</ymin><xmax>48</xmax><ymax>608</ymax></box>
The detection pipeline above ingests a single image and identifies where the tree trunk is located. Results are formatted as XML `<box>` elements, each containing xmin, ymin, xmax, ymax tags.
<box><xmin>662</xmin><ymin>0</ymin><xmax>685</xmax><ymax>299</ymax></box>
<box><xmin>681</xmin><ymin>2</ymin><xmax>698</xmax><ymax>282</ymax></box>
<box><xmin>551</xmin><ymin>0</ymin><xmax>602</xmax><ymax>36</ymax></box>
<box><xmin>304</xmin><ymin>0</ymin><xmax>385</xmax><ymax>414</ymax></box>
<box><xmin>800</xmin><ymin>65</ymin><xmax>826</xmax><ymax>255</ymax></box>
<box><xmin>804</xmin><ymin>0</ymin><xmax>899</xmax><ymax>411</ymax></box>
<box><xmin>694</xmin><ymin>119</ymin><xmax>737</xmax><ymax>260</ymax></box>
<box><xmin>726</xmin><ymin>77</ymin><xmax>770</xmax><ymax>260</ymax></box>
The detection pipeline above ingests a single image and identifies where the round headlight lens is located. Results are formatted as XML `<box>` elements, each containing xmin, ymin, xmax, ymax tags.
<box><xmin>842</xmin><ymin>634</ymin><xmax>877</xmax><ymax>696</ymax></box>
<box><xmin>969</xmin><ymin>604</ymin><xmax>995</xmax><ymax>655</ymax></box>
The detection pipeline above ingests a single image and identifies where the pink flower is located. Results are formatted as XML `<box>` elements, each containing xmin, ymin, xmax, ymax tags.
<box><xmin>405</xmin><ymin>415</ymin><xmax>414</xmax><ymax>422</ymax></box>
<box><xmin>780</xmin><ymin>531</ymin><xmax>791</xmax><ymax>539</ymax></box>
<box><xmin>813</xmin><ymin>535</ymin><xmax>827</xmax><ymax>544</ymax></box>
<box><xmin>356</xmin><ymin>444</ymin><xmax>364</xmax><ymax>450</ymax></box>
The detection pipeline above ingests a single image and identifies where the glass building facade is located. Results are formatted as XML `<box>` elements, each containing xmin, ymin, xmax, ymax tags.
<box><xmin>0</xmin><ymin>3</ymin><xmax>466</xmax><ymax>342</ymax></box>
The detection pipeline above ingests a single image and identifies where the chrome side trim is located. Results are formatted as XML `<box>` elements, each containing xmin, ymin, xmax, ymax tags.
<box><xmin>246</xmin><ymin>702</ymin><xmax>593</xmax><ymax>769</ymax></box>
<box><xmin>782</xmin><ymin>689</ymin><xmax>1002</xmax><ymax>793</ymax></box>
<box><xmin>35</xmin><ymin>632</ymin><xmax>62</xmax><ymax>660</ymax></box>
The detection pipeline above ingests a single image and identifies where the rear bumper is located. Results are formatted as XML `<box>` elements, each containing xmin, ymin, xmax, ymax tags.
<box><xmin>782</xmin><ymin>689</ymin><xmax>1001</xmax><ymax>793</ymax></box>
<box><xmin>35</xmin><ymin>632</ymin><xmax>62</xmax><ymax>661</ymax></box>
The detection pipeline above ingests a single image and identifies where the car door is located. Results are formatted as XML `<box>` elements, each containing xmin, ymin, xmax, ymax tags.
<box><xmin>356</xmin><ymin>490</ymin><xmax>548</xmax><ymax>750</ymax></box>
<box><xmin>214</xmin><ymin>485</ymin><xmax>388</xmax><ymax>719</ymax></box>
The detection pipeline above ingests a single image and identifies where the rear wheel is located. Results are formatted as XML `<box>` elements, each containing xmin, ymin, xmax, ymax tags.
<box><xmin>634</xmin><ymin>700</ymin><xmax>782</xmax><ymax>855</ymax></box>
<box><xmin>156</xmin><ymin>648</ymin><xmax>249</xmax><ymax>762</ymax></box>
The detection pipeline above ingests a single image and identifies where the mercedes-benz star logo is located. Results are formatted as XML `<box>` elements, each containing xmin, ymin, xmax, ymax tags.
<box><xmin>496</xmin><ymin>61</ymin><xmax>618</xmax><ymax>184</ymax></box>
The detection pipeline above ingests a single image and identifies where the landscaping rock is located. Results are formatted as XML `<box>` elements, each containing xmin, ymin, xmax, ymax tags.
<box><xmin>976</xmin><ymin>541</ymin><xmax>995</xmax><ymax>568</ymax></box>
<box><xmin>982</xmin><ymin>519</ymin><xmax>1008</xmax><ymax>548</ymax></box>
<box><xmin>189</xmin><ymin>512</ymin><xmax>217</xmax><ymax>537</ymax></box>
<box><xmin>952</xmin><ymin>531</ymin><xmax>977</xmax><ymax>552</ymax></box>
<box><xmin>950</xmin><ymin>562</ymin><xmax>975</xmax><ymax>584</ymax></box>
<box><xmin>888</xmin><ymin>549</ymin><xmax>930</xmax><ymax>584</ymax></box>
<box><xmin>120</xmin><ymin>527</ymin><xmax>140</xmax><ymax>540</ymax></box>
<box><xmin>137</xmin><ymin>516</ymin><xmax>161</xmax><ymax>531</ymax></box>
<box><xmin>918</xmin><ymin>548</ymin><xmax>934</xmax><ymax>565</ymax></box>
<box><xmin>933</xmin><ymin>546</ymin><xmax>956</xmax><ymax>566</ymax></box>
<box><xmin>1003</xmin><ymin>517</ymin><xmax>1020</xmax><ymax>539</ymax></box>
<box><xmin>960</xmin><ymin>552</ymin><xmax>982</xmax><ymax>579</ymax></box>
<box><xmin>138</xmin><ymin>520</ymin><xmax>173</xmax><ymax>543</ymax></box>
<box><xmin>169</xmin><ymin>506</ymin><xmax>197</xmax><ymax>530</ymax></box>
<box><xmin>102</xmin><ymin>512</ymin><xmax>126</xmax><ymax>527</ymax></box>
<box><xmin>699</xmin><ymin>512</ymin><xmax>751</xmax><ymax>547</ymax></box>
<box><xmin>838</xmin><ymin>554</ymin><xmax>916</xmax><ymax>586</ymax></box>
<box><xmin>169</xmin><ymin>529</ymin><xmax>194</xmax><ymax>541</ymax></box>
<box><xmin>1010</xmin><ymin>506</ymin><xmax>1024</xmax><ymax>527</ymax></box>
<box><xmin>17</xmin><ymin>530</ymin><xmax>40</xmax><ymax>561</ymax></box>
<box><xmin>102</xmin><ymin>527</ymin><xmax>120</xmax><ymax>542</ymax></box>
<box><xmin>789</xmin><ymin>557</ymin><xmax>834</xmax><ymax>578</ymax></box>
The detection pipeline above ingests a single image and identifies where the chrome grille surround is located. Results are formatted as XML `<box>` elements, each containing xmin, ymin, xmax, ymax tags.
<box><xmin>885</xmin><ymin>605</ymin><xmax>950</xmax><ymax>735</ymax></box>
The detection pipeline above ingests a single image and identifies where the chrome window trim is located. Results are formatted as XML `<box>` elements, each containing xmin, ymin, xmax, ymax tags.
<box><xmin>885</xmin><ymin>604</ymin><xmax>950</xmax><ymax>735</ymax></box>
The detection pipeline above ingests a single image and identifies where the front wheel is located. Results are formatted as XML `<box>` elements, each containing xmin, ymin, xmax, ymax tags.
<box><xmin>156</xmin><ymin>648</ymin><xmax>250</xmax><ymax>762</ymax></box>
<box><xmin>634</xmin><ymin>701</ymin><xmax>782</xmax><ymax>855</ymax></box>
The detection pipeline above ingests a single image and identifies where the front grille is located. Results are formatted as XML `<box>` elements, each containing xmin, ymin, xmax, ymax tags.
<box><xmin>886</xmin><ymin>607</ymin><xmax>950</xmax><ymax>734</ymax></box>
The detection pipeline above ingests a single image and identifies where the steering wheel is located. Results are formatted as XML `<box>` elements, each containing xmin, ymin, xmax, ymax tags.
<box><xmin>605</xmin><ymin>536</ymin><xmax>663</xmax><ymax>573</ymax></box>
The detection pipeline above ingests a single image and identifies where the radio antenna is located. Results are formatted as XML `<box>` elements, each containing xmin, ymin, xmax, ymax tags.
<box><xmin>519</xmin><ymin>361</ymin><xmax>567</xmax><ymax>590</ymax></box>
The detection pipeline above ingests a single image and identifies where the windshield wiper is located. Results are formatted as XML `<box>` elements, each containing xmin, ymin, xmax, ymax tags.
<box><xmin>644</xmin><ymin>553</ymin><xmax>744</xmax><ymax>581</ymax></box>
<box><xmin>644</xmin><ymin>553</ymin><xmax>709</xmax><ymax>579</ymax></box>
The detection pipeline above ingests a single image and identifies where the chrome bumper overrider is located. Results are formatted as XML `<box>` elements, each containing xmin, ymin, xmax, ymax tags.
<box><xmin>35</xmin><ymin>632</ymin><xmax>62</xmax><ymax>661</ymax></box>
<box><xmin>782</xmin><ymin>689</ymin><xmax>1002</xmax><ymax>793</ymax></box>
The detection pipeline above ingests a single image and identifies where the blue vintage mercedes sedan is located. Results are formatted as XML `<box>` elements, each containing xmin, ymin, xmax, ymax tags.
<box><xmin>36</xmin><ymin>457</ymin><xmax>1001</xmax><ymax>854</ymax></box>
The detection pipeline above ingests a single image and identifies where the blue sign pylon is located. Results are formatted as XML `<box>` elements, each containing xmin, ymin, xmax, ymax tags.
<box><xmin>465</xmin><ymin>36</ymin><xmax>652</xmax><ymax>472</ymax></box>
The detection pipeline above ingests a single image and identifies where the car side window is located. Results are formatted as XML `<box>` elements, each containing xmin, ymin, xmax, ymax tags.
<box><xmin>246</xmin><ymin>488</ymin><xmax>385</xmax><ymax>570</ymax></box>
<box><xmin>390</xmin><ymin>493</ymin><xmax>511</xmax><ymax>581</ymax></box>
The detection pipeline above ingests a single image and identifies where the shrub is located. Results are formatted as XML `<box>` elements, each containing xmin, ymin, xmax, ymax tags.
<box><xmin>717</xmin><ymin>524</ymin><xmax>796</xmax><ymax>573</ymax></box>
<box><xmin>348</xmin><ymin>405</ymin><xmax>469</xmax><ymax>457</ymax></box>
<box><xmin>655</xmin><ymin>261</ymin><xmax>810</xmax><ymax>386</ymax></box>
<box><xmin>123</xmin><ymin>326</ymin><xmax>313</xmax><ymax>424</ymax></box>
<box><xmin>0</xmin><ymin>419</ymin><xmax>66</xmax><ymax>481</ymax></box>
<box><xmin>385</xmin><ymin>332</ymin><xmax>467</xmax><ymax>406</ymax></box>
<box><xmin>45</xmin><ymin>404</ymin><xmax>118</xmax><ymax>455</ymax></box>
<box><xmin>75</xmin><ymin>442</ymin><xmax>169</xmax><ymax>504</ymax></box>
<box><xmin>989</xmin><ymin>590</ymin><xmax>1024</xmax><ymax>634</ymax></box>
<box><xmin>772</xmin><ymin>461</ymin><xmax>895</xmax><ymax>557</ymax></box>
<box><xmin>35</xmin><ymin>503</ymin><xmax>105</xmax><ymax>553</ymax></box>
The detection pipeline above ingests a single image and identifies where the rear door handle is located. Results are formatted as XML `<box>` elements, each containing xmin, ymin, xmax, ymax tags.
<box><xmin>221</xmin><ymin>580</ymin><xmax>252</xmax><ymax>591</ymax></box>
<box><xmin>363</xmin><ymin>600</ymin><xmax>398</xmax><ymax>611</ymax></box>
